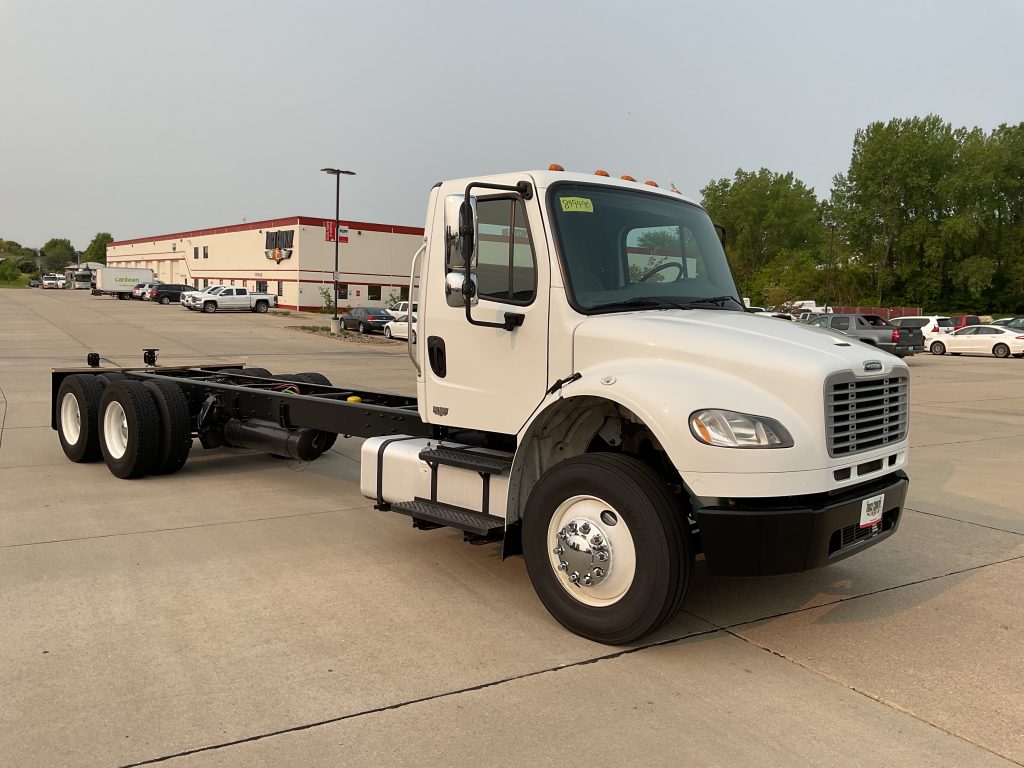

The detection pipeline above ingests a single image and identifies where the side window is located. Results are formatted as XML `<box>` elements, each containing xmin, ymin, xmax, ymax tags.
<box><xmin>475</xmin><ymin>198</ymin><xmax>536</xmax><ymax>303</ymax></box>
<box><xmin>237</xmin><ymin>288</ymin><xmax>247</xmax><ymax>296</ymax></box>
<box><xmin>809</xmin><ymin>317</ymin><xmax>828</xmax><ymax>327</ymax></box>
<box><xmin>221</xmin><ymin>288</ymin><xmax>234</xmax><ymax>296</ymax></box>
<box><xmin>831</xmin><ymin>317</ymin><xmax>851</xmax><ymax>331</ymax></box>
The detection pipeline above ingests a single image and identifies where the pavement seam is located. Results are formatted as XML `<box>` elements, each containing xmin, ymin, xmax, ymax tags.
<box><xmin>0</xmin><ymin>505</ymin><xmax>369</xmax><ymax>549</ymax></box>
<box><xmin>910</xmin><ymin>431</ymin><xmax>1024</xmax><ymax>449</ymax></box>
<box><xmin>0</xmin><ymin>384</ymin><xmax>7</xmax><ymax>451</ymax></box>
<box><xmin>904</xmin><ymin>506</ymin><xmax>1024</xmax><ymax>537</ymax></box>
<box><xmin>723</xmin><ymin>632</ymin><xmax>1024</xmax><ymax>766</ymax></box>
<box><xmin>116</xmin><ymin>625</ymin><xmax>726</xmax><ymax>767</ymax></box>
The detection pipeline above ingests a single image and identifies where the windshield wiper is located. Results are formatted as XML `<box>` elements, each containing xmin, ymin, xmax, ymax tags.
<box><xmin>589</xmin><ymin>297</ymin><xmax>694</xmax><ymax>312</ymax></box>
<box><xmin>677</xmin><ymin>295</ymin><xmax>743</xmax><ymax>309</ymax></box>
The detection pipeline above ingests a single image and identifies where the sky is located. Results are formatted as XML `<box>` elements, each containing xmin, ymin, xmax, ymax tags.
<box><xmin>1</xmin><ymin>0</ymin><xmax>1022</xmax><ymax>249</ymax></box>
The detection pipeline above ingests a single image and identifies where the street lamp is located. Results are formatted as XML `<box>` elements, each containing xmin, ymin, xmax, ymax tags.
<box><xmin>321</xmin><ymin>167</ymin><xmax>356</xmax><ymax>334</ymax></box>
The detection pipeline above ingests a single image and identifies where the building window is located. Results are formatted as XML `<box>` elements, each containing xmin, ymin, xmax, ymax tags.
<box><xmin>203</xmin><ymin>246</ymin><xmax>209</xmax><ymax>259</ymax></box>
<box><xmin>276</xmin><ymin>281</ymin><xmax>283</xmax><ymax>297</ymax></box>
<box><xmin>193</xmin><ymin>279</ymin><xmax>199</xmax><ymax>289</ymax></box>
<box><xmin>256</xmin><ymin>281</ymin><xmax>267</xmax><ymax>293</ymax></box>
<box><xmin>193</xmin><ymin>247</ymin><xmax>199</xmax><ymax>260</ymax></box>
<box><xmin>399</xmin><ymin>286</ymin><xmax>409</xmax><ymax>300</ymax></box>
<box><xmin>203</xmin><ymin>278</ymin><xmax>209</xmax><ymax>288</ymax></box>
<box><xmin>337</xmin><ymin>284</ymin><xmax>349</xmax><ymax>300</ymax></box>
<box><xmin>368</xmin><ymin>285</ymin><xmax>382</xmax><ymax>301</ymax></box>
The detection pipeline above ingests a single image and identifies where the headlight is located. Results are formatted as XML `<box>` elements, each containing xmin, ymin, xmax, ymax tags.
<box><xmin>689</xmin><ymin>409</ymin><xmax>793</xmax><ymax>449</ymax></box>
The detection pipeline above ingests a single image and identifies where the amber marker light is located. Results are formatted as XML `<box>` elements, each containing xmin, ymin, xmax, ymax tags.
<box><xmin>594</xmin><ymin>169</ymin><xmax>610</xmax><ymax>177</ymax></box>
<box><xmin>549</xmin><ymin>163</ymin><xmax>565</xmax><ymax>171</ymax></box>
<box><xmin>621</xmin><ymin>175</ymin><xmax>637</xmax><ymax>182</ymax></box>
<box><xmin>644</xmin><ymin>180</ymin><xmax>659</xmax><ymax>187</ymax></box>
<box><xmin>693</xmin><ymin>416</ymin><xmax>713</xmax><ymax>444</ymax></box>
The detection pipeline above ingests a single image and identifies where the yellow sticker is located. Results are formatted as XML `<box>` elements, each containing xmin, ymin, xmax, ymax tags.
<box><xmin>560</xmin><ymin>196</ymin><xmax>594</xmax><ymax>213</ymax></box>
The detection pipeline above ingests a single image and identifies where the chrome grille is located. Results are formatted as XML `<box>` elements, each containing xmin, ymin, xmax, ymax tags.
<box><xmin>826</xmin><ymin>372</ymin><xmax>909</xmax><ymax>457</ymax></box>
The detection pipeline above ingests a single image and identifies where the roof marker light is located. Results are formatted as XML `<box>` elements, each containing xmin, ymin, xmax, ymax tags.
<box><xmin>549</xmin><ymin>163</ymin><xmax>565</xmax><ymax>171</ymax></box>
<box><xmin>621</xmin><ymin>175</ymin><xmax>637</xmax><ymax>182</ymax></box>
<box><xmin>595</xmin><ymin>169</ymin><xmax>610</xmax><ymax>177</ymax></box>
<box><xmin>644</xmin><ymin>180</ymin><xmax>658</xmax><ymax>187</ymax></box>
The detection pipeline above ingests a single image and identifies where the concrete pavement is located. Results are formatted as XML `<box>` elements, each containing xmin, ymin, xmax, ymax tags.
<box><xmin>1</xmin><ymin>288</ymin><xmax>1021</xmax><ymax>767</ymax></box>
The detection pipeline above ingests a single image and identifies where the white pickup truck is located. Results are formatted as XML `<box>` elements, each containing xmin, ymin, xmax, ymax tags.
<box><xmin>51</xmin><ymin>168</ymin><xmax>910</xmax><ymax>644</ymax></box>
<box><xmin>185</xmin><ymin>286</ymin><xmax>277</xmax><ymax>313</ymax></box>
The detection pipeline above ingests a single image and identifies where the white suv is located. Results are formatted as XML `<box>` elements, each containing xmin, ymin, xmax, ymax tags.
<box><xmin>386</xmin><ymin>300</ymin><xmax>418</xmax><ymax>318</ymax></box>
<box><xmin>891</xmin><ymin>316</ymin><xmax>954</xmax><ymax>348</ymax></box>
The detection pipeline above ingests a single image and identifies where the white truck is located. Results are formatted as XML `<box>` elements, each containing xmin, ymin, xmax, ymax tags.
<box><xmin>92</xmin><ymin>267</ymin><xmax>156</xmax><ymax>300</ymax></box>
<box><xmin>190</xmin><ymin>286</ymin><xmax>277</xmax><ymax>313</ymax></box>
<box><xmin>50</xmin><ymin>169</ymin><xmax>910</xmax><ymax>644</ymax></box>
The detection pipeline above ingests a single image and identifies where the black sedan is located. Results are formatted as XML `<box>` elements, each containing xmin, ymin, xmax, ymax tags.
<box><xmin>342</xmin><ymin>306</ymin><xmax>392</xmax><ymax>334</ymax></box>
<box><xmin>149</xmin><ymin>284</ymin><xmax>193</xmax><ymax>304</ymax></box>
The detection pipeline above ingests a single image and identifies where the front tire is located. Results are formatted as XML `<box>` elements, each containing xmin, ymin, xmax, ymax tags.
<box><xmin>384</xmin><ymin>327</ymin><xmax>392</xmax><ymax>338</ymax></box>
<box><xmin>523</xmin><ymin>454</ymin><xmax>692</xmax><ymax>645</ymax></box>
<box><xmin>930</xmin><ymin>341</ymin><xmax>945</xmax><ymax>355</ymax></box>
<box><xmin>993</xmin><ymin>343</ymin><xmax>1010</xmax><ymax>358</ymax></box>
<box><xmin>203</xmin><ymin>302</ymin><xmax>216</xmax><ymax>313</ymax></box>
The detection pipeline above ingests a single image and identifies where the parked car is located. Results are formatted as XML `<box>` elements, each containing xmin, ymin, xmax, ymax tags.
<box><xmin>148</xmin><ymin>284</ymin><xmax>193</xmax><ymax>304</ymax></box>
<box><xmin>947</xmin><ymin>314</ymin><xmax>981</xmax><ymax>330</ymax></box>
<box><xmin>929</xmin><ymin>325</ymin><xmax>1024</xmax><ymax>358</ymax></box>
<box><xmin>806</xmin><ymin>313</ymin><xmax>925</xmax><ymax>357</ymax></box>
<box><xmin>28</xmin><ymin>279</ymin><xmax>40</xmax><ymax>288</ymax></box>
<box><xmin>890</xmin><ymin>315</ymin><xmax>954</xmax><ymax>346</ymax></box>
<box><xmin>383</xmin><ymin>314</ymin><xmax>417</xmax><ymax>342</ymax></box>
<box><xmin>193</xmin><ymin>286</ymin><xmax>277</xmax><ymax>313</ymax></box>
<box><xmin>181</xmin><ymin>285</ymin><xmax>226</xmax><ymax>310</ymax></box>
<box><xmin>991</xmin><ymin>316</ymin><xmax>1024</xmax><ymax>329</ymax></box>
<box><xmin>132</xmin><ymin>281</ymin><xmax>163</xmax><ymax>300</ymax></box>
<box><xmin>386</xmin><ymin>300</ymin><xmax>418</xmax><ymax>318</ymax></box>
<box><xmin>342</xmin><ymin>306</ymin><xmax>392</xmax><ymax>334</ymax></box>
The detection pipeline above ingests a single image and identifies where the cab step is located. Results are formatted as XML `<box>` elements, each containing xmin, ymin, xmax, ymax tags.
<box><xmin>419</xmin><ymin>447</ymin><xmax>513</xmax><ymax>474</ymax></box>
<box><xmin>391</xmin><ymin>498</ymin><xmax>505</xmax><ymax>536</ymax></box>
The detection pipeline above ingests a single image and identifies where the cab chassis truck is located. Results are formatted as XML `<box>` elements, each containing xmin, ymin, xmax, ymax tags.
<box><xmin>50</xmin><ymin>170</ymin><xmax>909</xmax><ymax>644</ymax></box>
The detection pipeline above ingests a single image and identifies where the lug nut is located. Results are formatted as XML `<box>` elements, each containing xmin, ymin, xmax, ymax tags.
<box><xmin>553</xmin><ymin>545</ymin><xmax>564</xmax><ymax>556</ymax></box>
<box><xmin>567</xmin><ymin>522</ymin><xmax>578</xmax><ymax>534</ymax></box>
<box><xmin>581</xmin><ymin>574</ymin><xmax>593</xmax><ymax>586</ymax></box>
<box><xmin>579</xmin><ymin>522</ymin><xmax>591</xmax><ymax>534</ymax></box>
<box><xmin>558</xmin><ymin>530</ymin><xmax>568</xmax><ymax>541</ymax></box>
<box><xmin>593</xmin><ymin>567</ymin><xmax>605</xmax><ymax>578</ymax></box>
<box><xmin>591</xmin><ymin>534</ymin><xmax>603</xmax><ymax>546</ymax></box>
<box><xmin>558</xmin><ymin>561</ymin><xmax>568</xmax><ymax>571</ymax></box>
<box><xmin>596</xmin><ymin>551</ymin><xmax>609</xmax><ymax>562</ymax></box>
<box><xmin>568</xmin><ymin>571</ymin><xmax>580</xmax><ymax>583</ymax></box>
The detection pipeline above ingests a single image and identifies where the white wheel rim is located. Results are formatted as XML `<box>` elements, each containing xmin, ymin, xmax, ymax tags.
<box><xmin>103</xmin><ymin>401</ymin><xmax>129</xmax><ymax>459</ymax></box>
<box><xmin>546</xmin><ymin>495</ymin><xmax>636</xmax><ymax>607</ymax></box>
<box><xmin>60</xmin><ymin>392</ymin><xmax>82</xmax><ymax>445</ymax></box>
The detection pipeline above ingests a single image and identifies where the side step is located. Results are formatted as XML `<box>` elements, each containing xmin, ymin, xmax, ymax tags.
<box><xmin>391</xmin><ymin>498</ymin><xmax>504</xmax><ymax>536</ymax></box>
<box><xmin>419</xmin><ymin>447</ymin><xmax>513</xmax><ymax>474</ymax></box>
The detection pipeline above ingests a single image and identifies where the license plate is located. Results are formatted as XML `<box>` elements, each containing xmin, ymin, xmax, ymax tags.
<box><xmin>860</xmin><ymin>493</ymin><xmax>885</xmax><ymax>528</ymax></box>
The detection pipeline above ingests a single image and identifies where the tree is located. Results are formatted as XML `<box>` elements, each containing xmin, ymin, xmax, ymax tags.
<box><xmin>83</xmin><ymin>232</ymin><xmax>113</xmax><ymax>265</ymax></box>
<box><xmin>0</xmin><ymin>258</ymin><xmax>22</xmax><ymax>284</ymax></box>
<box><xmin>40</xmin><ymin>238</ymin><xmax>75</xmax><ymax>273</ymax></box>
<box><xmin>700</xmin><ymin>168</ymin><xmax>826</xmax><ymax>305</ymax></box>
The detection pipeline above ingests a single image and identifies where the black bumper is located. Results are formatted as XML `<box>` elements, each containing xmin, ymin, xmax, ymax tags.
<box><xmin>694</xmin><ymin>471</ymin><xmax>907</xmax><ymax>577</ymax></box>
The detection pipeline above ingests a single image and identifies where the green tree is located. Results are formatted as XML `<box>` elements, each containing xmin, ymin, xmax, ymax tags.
<box><xmin>700</xmin><ymin>168</ymin><xmax>826</xmax><ymax>305</ymax></box>
<box><xmin>0</xmin><ymin>258</ymin><xmax>22</xmax><ymax>284</ymax></box>
<box><xmin>83</xmin><ymin>232</ymin><xmax>112</xmax><ymax>265</ymax></box>
<box><xmin>40</xmin><ymin>238</ymin><xmax>75</xmax><ymax>273</ymax></box>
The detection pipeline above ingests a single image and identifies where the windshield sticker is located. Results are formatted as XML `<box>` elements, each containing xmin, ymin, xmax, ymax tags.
<box><xmin>560</xmin><ymin>197</ymin><xmax>594</xmax><ymax>213</ymax></box>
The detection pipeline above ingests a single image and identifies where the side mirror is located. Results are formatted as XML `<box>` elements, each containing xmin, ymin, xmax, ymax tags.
<box><xmin>445</xmin><ymin>272</ymin><xmax>478</xmax><ymax>308</ymax></box>
<box><xmin>445</xmin><ymin>195</ymin><xmax>477</xmax><ymax>269</ymax></box>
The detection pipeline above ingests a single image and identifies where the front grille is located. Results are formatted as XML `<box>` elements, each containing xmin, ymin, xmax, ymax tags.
<box><xmin>826</xmin><ymin>372</ymin><xmax>908</xmax><ymax>457</ymax></box>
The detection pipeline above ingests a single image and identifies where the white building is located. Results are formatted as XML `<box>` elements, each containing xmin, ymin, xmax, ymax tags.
<box><xmin>106</xmin><ymin>216</ymin><xmax>424</xmax><ymax>310</ymax></box>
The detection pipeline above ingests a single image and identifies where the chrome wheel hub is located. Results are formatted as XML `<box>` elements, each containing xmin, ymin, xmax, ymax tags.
<box><xmin>553</xmin><ymin>519</ymin><xmax>611</xmax><ymax>588</ymax></box>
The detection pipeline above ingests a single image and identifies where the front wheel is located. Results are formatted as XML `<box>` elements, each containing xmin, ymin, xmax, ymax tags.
<box><xmin>203</xmin><ymin>302</ymin><xmax>216</xmax><ymax>313</ymax></box>
<box><xmin>930</xmin><ymin>341</ymin><xmax>945</xmax><ymax>355</ymax></box>
<box><xmin>523</xmin><ymin>454</ymin><xmax>692</xmax><ymax>645</ymax></box>
<box><xmin>384</xmin><ymin>327</ymin><xmax>392</xmax><ymax>338</ymax></box>
<box><xmin>993</xmin><ymin>343</ymin><xmax>1010</xmax><ymax>358</ymax></box>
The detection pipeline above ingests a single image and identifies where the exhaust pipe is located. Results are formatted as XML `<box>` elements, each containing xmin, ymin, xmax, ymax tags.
<box><xmin>223</xmin><ymin>418</ymin><xmax>328</xmax><ymax>461</ymax></box>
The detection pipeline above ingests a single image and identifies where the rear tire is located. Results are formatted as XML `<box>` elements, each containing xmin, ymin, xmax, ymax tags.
<box><xmin>160</xmin><ymin>296</ymin><xmax>170</xmax><ymax>305</ymax></box>
<box><xmin>98</xmin><ymin>380</ymin><xmax>161</xmax><ymax>479</ymax></box>
<box><xmin>56</xmin><ymin>375</ymin><xmax>104</xmax><ymax>462</ymax></box>
<box><xmin>254</xmin><ymin>301</ymin><xmax>268</xmax><ymax>313</ymax></box>
<box><xmin>410</xmin><ymin>330</ymin><xmax>417</xmax><ymax>344</ymax></box>
<box><xmin>993</xmin><ymin>343</ymin><xmax>1010</xmax><ymax>358</ymax></box>
<box><xmin>358</xmin><ymin>322</ymin><xmax>366</xmax><ymax>334</ymax></box>
<box><xmin>143</xmin><ymin>380</ymin><xmax>192</xmax><ymax>475</ymax></box>
<box><xmin>242</xmin><ymin>367</ymin><xmax>272</xmax><ymax>378</ymax></box>
<box><xmin>930</xmin><ymin>341</ymin><xmax>945</xmax><ymax>355</ymax></box>
<box><xmin>283</xmin><ymin>373</ymin><xmax>336</xmax><ymax>453</ymax></box>
<box><xmin>523</xmin><ymin>454</ymin><xmax>692</xmax><ymax>645</ymax></box>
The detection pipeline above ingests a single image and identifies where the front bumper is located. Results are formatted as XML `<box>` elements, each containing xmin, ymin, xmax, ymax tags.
<box><xmin>694</xmin><ymin>471</ymin><xmax>907</xmax><ymax>577</ymax></box>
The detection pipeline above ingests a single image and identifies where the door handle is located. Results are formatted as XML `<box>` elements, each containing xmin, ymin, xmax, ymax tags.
<box><xmin>427</xmin><ymin>336</ymin><xmax>447</xmax><ymax>378</ymax></box>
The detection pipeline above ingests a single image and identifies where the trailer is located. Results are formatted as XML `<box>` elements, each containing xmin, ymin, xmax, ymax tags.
<box><xmin>51</xmin><ymin>169</ymin><xmax>910</xmax><ymax>644</ymax></box>
<box><xmin>92</xmin><ymin>266</ymin><xmax>155</xmax><ymax>299</ymax></box>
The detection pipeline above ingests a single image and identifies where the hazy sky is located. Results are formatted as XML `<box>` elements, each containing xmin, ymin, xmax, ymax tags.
<box><xmin>1</xmin><ymin>0</ymin><xmax>1022</xmax><ymax>248</ymax></box>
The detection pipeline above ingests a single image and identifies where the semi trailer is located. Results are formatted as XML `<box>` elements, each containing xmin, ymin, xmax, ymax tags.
<box><xmin>50</xmin><ymin>169</ymin><xmax>910</xmax><ymax>644</ymax></box>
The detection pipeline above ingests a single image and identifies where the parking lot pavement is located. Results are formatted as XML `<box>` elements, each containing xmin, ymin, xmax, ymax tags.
<box><xmin>1</xmin><ymin>289</ymin><xmax>1022</xmax><ymax>767</ymax></box>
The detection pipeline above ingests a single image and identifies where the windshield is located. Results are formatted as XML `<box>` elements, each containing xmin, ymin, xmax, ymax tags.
<box><xmin>548</xmin><ymin>183</ymin><xmax>741</xmax><ymax>313</ymax></box>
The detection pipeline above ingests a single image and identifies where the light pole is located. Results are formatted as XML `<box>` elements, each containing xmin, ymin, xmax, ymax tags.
<box><xmin>321</xmin><ymin>167</ymin><xmax>356</xmax><ymax>334</ymax></box>
<box><xmin>823</xmin><ymin>219</ymin><xmax>836</xmax><ymax>315</ymax></box>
